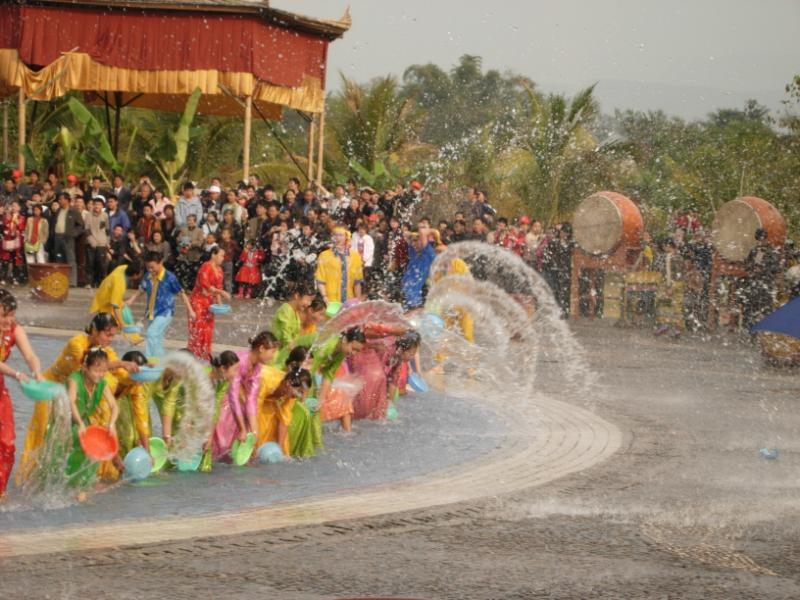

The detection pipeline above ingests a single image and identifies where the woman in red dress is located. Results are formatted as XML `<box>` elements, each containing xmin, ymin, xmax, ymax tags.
<box><xmin>0</xmin><ymin>289</ymin><xmax>42</xmax><ymax>497</ymax></box>
<box><xmin>0</xmin><ymin>201</ymin><xmax>26</xmax><ymax>284</ymax></box>
<box><xmin>188</xmin><ymin>246</ymin><xmax>230</xmax><ymax>361</ymax></box>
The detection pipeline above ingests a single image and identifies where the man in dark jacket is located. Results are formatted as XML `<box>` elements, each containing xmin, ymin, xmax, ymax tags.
<box><xmin>53</xmin><ymin>192</ymin><xmax>86</xmax><ymax>286</ymax></box>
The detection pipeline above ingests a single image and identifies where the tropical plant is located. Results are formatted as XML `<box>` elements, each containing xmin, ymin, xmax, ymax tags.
<box><xmin>22</xmin><ymin>97</ymin><xmax>121</xmax><ymax>178</ymax></box>
<box><xmin>326</xmin><ymin>75</ymin><xmax>422</xmax><ymax>180</ymax></box>
<box><xmin>144</xmin><ymin>87</ymin><xmax>202</xmax><ymax>198</ymax></box>
<box><xmin>513</xmin><ymin>83</ymin><xmax>600</xmax><ymax>223</ymax></box>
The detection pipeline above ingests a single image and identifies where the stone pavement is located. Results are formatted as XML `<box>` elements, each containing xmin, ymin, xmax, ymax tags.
<box><xmin>15</xmin><ymin>285</ymin><xmax>275</xmax><ymax>348</ymax></box>
<box><xmin>3</xmin><ymin>285</ymin><xmax>800</xmax><ymax>598</ymax></box>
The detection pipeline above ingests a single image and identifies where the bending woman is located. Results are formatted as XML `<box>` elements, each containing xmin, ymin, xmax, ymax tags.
<box><xmin>311</xmin><ymin>327</ymin><xmax>365</xmax><ymax>433</ymax></box>
<box><xmin>199</xmin><ymin>350</ymin><xmax>240</xmax><ymax>472</ymax></box>
<box><xmin>270</xmin><ymin>280</ymin><xmax>316</xmax><ymax>367</ymax></box>
<box><xmin>17</xmin><ymin>313</ymin><xmax>139</xmax><ymax>484</ymax></box>
<box><xmin>0</xmin><ymin>289</ymin><xmax>42</xmax><ymax>496</ymax></box>
<box><xmin>213</xmin><ymin>331</ymin><xmax>279</xmax><ymax>460</ymax></box>
<box><xmin>256</xmin><ymin>358</ymin><xmax>312</xmax><ymax>456</ymax></box>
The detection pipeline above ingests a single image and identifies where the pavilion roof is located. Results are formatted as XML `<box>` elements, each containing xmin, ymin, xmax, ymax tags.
<box><xmin>17</xmin><ymin>0</ymin><xmax>351</xmax><ymax>40</ymax></box>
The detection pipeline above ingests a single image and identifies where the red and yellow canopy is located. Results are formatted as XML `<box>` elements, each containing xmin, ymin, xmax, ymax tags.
<box><xmin>0</xmin><ymin>1</ymin><xmax>350</xmax><ymax>116</ymax></box>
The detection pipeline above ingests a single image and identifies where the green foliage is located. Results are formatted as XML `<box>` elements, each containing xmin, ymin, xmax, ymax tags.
<box><xmin>326</xmin><ymin>74</ymin><xmax>422</xmax><ymax>181</ymax></box>
<box><xmin>11</xmin><ymin>61</ymin><xmax>800</xmax><ymax>239</ymax></box>
<box><xmin>145</xmin><ymin>87</ymin><xmax>202</xmax><ymax>198</ymax></box>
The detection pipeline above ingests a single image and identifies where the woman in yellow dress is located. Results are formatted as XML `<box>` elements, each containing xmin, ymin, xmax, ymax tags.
<box><xmin>16</xmin><ymin>313</ymin><xmax>140</xmax><ymax>484</ymax></box>
<box><xmin>256</xmin><ymin>362</ymin><xmax>312</xmax><ymax>456</ymax></box>
<box><xmin>114</xmin><ymin>350</ymin><xmax>151</xmax><ymax>459</ymax></box>
<box><xmin>315</xmin><ymin>227</ymin><xmax>364</xmax><ymax>304</ymax></box>
<box><xmin>430</xmin><ymin>236</ymin><xmax>475</xmax><ymax>342</ymax></box>
<box><xmin>255</xmin><ymin>356</ymin><xmax>289</xmax><ymax>451</ymax></box>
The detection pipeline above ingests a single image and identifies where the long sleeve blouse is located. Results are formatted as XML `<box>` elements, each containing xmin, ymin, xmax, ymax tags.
<box><xmin>226</xmin><ymin>349</ymin><xmax>262</xmax><ymax>422</ymax></box>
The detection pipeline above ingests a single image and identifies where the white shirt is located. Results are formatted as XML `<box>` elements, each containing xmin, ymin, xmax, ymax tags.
<box><xmin>351</xmin><ymin>232</ymin><xmax>375</xmax><ymax>267</ymax></box>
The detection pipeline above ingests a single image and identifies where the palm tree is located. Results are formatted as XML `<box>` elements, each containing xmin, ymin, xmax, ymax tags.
<box><xmin>515</xmin><ymin>83</ymin><xmax>599</xmax><ymax>223</ymax></box>
<box><xmin>326</xmin><ymin>74</ymin><xmax>422</xmax><ymax>181</ymax></box>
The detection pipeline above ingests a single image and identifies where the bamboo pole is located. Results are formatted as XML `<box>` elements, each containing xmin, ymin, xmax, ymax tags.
<box><xmin>316</xmin><ymin>107</ymin><xmax>325</xmax><ymax>189</ymax></box>
<box><xmin>17</xmin><ymin>87</ymin><xmax>25</xmax><ymax>172</ymax></box>
<box><xmin>306</xmin><ymin>114</ymin><xmax>316</xmax><ymax>185</ymax></box>
<box><xmin>243</xmin><ymin>94</ymin><xmax>253</xmax><ymax>182</ymax></box>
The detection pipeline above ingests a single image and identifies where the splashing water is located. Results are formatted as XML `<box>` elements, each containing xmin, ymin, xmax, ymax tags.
<box><xmin>423</xmin><ymin>242</ymin><xmax>596</xmax><ymax>401</ymax></box>
<box><xmin>14</xmin><ymin>392</ymin><xmax>74</xmax><ymax>509</ymax></box>
<box><xmin>159</xmin><ymin>351</ymin><xmax>216</xmax><ymax>464</ymax></box>
<box><xmin>311</xmin><ymin>245</ymin><xmax>594</xmax><ymax>405</ymax></box>
<box><xmin>316</xmin><ymin>300</ymin><xmax>412</xmax><ymax>343</ymax></box>
<box><xmin>4</xmin><ymin>352</ymin><xmax>215</xmax><ymax>510</ymax></box>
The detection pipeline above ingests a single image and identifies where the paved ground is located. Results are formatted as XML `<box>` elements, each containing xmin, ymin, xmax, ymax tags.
<box><xmin>16</xmin><ymin>286</ymin><xmax>276</xmax><ymax>348</ymax></box>
<box><xmin>2</xmin><ymin>334</ymin><xmax>507</xmax><ymax>530</ymax></box>
<box><xmin>2</xmin><ymin>286</ymin><xmax>800</xmax><ymax>599</ymax></box>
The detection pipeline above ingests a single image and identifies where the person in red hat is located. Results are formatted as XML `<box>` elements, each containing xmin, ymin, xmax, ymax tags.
<box><xmin>64</xmin><ymin>174</ymin><xmax>82</xmax><ymax>200</ymax></box>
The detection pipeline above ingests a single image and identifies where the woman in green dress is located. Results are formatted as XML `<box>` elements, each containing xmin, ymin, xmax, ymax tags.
<box><xmin>66</xmin><ymin>348</ymin><xmax>119</xmax><ymax>489</ymax></box>
<box><xmin>145</xmin><ymin>367</ymin><xmax>183</xmax><ymax>449</ymax></box>
<box><xmin>312</xmin><ymin>327</ymin><xmax>366</xmax><ymax>433</ymax></box>
<box><xmin>283</xmin><ymin>346</ymin><xmax>318</xmax><ymax>458</ymax></box>
<box><xmin>199</xmin><ymin>351</ymin><xmax>240</xmax><ymax>472</ymax></box>
<box><xmin>270</xmin><ymin>281</ymin><xmax>317</xmax><ymax>367</ymax></box>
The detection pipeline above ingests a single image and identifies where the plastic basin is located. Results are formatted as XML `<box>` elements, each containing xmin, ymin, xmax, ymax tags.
<box><xmin>325</xmin><ymin>301</ymin><xmax>342</xmax><ymax>317</ymax></box>
<box><xmin>408</xmin><ymin>372</ymin><xmax>429</xmax><ymax>393</ymax></box>
<box><xmin>131</xmin><ymin>366</ymin><xmax>164</xmax><ymax>382</ymax></box>
<box><xmin>148</xmin><ymin>437</ymin><xmax>168</xmax><ymax>473</ymax></box>
<box><xmin>231</xmin><ymin>432</ymin><xmax>256</xmax><ymax>466</ymax></box>
<box><xmin>79</xmin><ymin>425</ymin><xmax>118</xmax><ymax>461</ymax></box>
<box><xmin>121</xmin><ymin>305</ymin><xmax>134</xmax><ymax>325</ymax></box>
<box><xmin>20</xmin><ymin>380</ymin><xmax>65</xmax><ymax>401</ymax></box>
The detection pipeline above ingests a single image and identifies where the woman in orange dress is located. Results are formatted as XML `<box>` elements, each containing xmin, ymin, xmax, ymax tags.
<box><xmin>188</xmin><ymin>246</ymin><xmax>230</xmax><ymax>361</ymax></box>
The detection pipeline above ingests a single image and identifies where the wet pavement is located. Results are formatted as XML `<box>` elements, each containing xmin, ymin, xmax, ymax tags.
<box><xmin>2</xmin><ymin>335</ymin><xmax>507</xmax><ymax>532</ymax></box>
<box><xmin>2</xmin><ymin>291</ymin><xmax>800</xmax><ymax>599</ymax></box>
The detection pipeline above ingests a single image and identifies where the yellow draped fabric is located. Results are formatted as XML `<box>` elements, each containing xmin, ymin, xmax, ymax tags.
<box><xmin>0</xmin><ymin>49</ymin><xmax>324</xmax><ymax>115</ymax></box>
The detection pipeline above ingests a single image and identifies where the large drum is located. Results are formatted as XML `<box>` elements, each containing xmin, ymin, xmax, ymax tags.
<box><xmin>572</xmin><ymin>191</ymin><xmax>644</xmax><ymax>255</ymax></box>
<box><xmin>711</xmin><ymin>196</ymin><xmax>786</xmax><ymax>262</ymax></box>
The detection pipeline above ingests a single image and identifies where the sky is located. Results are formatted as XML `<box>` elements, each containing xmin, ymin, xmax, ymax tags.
<box><xmin>273</xmin><ymin>0</ymin><xmax>800</xmax><ymax>120</ymax></box>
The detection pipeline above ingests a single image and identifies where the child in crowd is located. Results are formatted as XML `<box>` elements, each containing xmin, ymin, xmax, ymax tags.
<box><xmin>235</xmin><ymin>240</ymin><xmax>264</xmax><ymax>299</ymax></box>
<box><xmin>218</xmin><ymin>227</ymin><xmax>240</xmax><ymax>293</ymax></box>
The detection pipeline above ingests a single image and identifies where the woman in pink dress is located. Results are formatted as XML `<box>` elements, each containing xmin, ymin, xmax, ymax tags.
<box><xmin>188</xmin><ymin>246</ymin><xmax>230</xmax><ymax>361</ymax></box>
<box><xmin>349</xmin><ymin>330</ymin><xmax>421</xmax><ymax>420</ymax></box>
<box><xmin>212</xmin><ymin>331</ymin><xmax>279</xmax><ymax>460</ymax></box>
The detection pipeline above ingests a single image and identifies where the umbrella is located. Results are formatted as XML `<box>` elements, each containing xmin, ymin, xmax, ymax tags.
<box><xmin>752</xmin><ymin>297</ymin><xmax>800</xmax><ymax>339</ymax></box>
